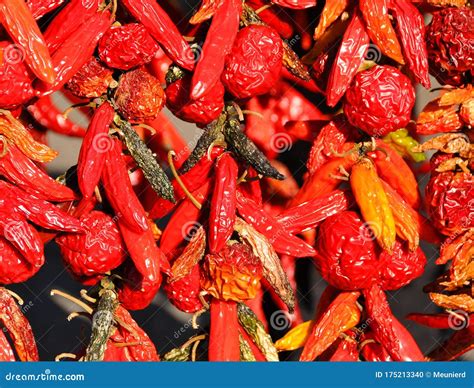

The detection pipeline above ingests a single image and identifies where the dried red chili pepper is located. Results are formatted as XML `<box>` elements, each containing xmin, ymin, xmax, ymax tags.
<box><xmin>101</xmin><ymin>138</ymin><xmax>148</xmax><ymax>233</ymax></box>
<box><xmin>0</xmin><ymin>41</ymin><xmax>35</xmax><ymax>109</ymax></box>
<box><xmin>0</xmin><ymin>329</ymin><xmax>15</xmax><ymax>361</ymax></box>
<box><xmin>300</xmin><ymin>291</ymin><xmax>360</xmax><ymax>361</ymax></box>
<box><xmin>344</xmin><ymin>65</ymin><xmax>415</xmax><ymax>136</ymax></box>
<box><xmin>37</xmin><ymin>10</ymin><xmax>111</xmax><ymax>95</ymax></box>
<box><xmin>406</xmin><ymin>313</ymin><xmax>455</xmax><ymax>330</ymax></box>
<box><xmin>0</xmin><ymin>236</ymin><xmax>40</xmax><ymax>284</ymax></box>
<box><xmin>236</xmin><ymin>190</ymin><xmax>316</xmax><ymax>257</ymax></box>
<box><xmin>272</xmin><ymin>0</ymin><xmax>316</xmax><ymax>9</ymax></box>
<box><xmin>390</xmin><ymin>0</ymin><xmax>430</xmax><ymax>88</ymax></box>
<box><xmin>316</xmin><ymin>211</ymin><xmax>379</xmax><ymax>290</ymax></box>
<box><xmin>77</xmin><ymin>101</ymin><xmax>114</xmax><ymax>199</ymax></box>
<box><xmin>363</xmin><ymin>283</ymin><xmax>424</xmax><ymax>361</ymax></box>
<box><xmin>359</xmin><ymin>0</ymin><xmax>404</xmax><ymax>64</ymax></box>
<box><xmin>26</xmin><ymin>0</ymin><xmax>64</xmax><ymax>20</ymax></box>
<box><xmin>208</xmin><ymin>153</ymin><xmax>238</xmax><ymax>254</ymax></box>
<box><xmin>56</xmin><ymin>210</ymin><xmax>125</xmax><ymax>279</ymax></box>
<box><xmin>221</xmin><ymin>25</ymin><xmax>283</xmax><ymax>99</ymax></box>
<box><xmin>27</xmin><ymin>95</ymin><xmax>87</xmax><ymax>137</ymax></box>
<box><xmin>289</xmin><ymin>147</ymin><xmax>358</xmax><ymax>207</ymax></box>
<box><xmin>166</xmin><ymin>73</ymin><xmax>224</xmax><ymax>126</ymax></box>
<box><xmin>246</xmin><ymin>0</ymin><xmax>295</xmax><ymax>39</ymax></box>
<box><xmin>277</xmin><ymin>189</ymin><xmax>353</xmax><ymax>234</ymax></box>
<box><xmin>208</xmin><ymin>299</ymin><xmax>240</xmax><ymax>361</ymax></box>
<box><xmin>0</xmin><ymin>0</ymin><xmax>55</xmax><ymax>84</ymax></box>
<box><xmin>98</xmin><ymin>23</ymin><xmax>159</xmax><ymax>71</ymax></box>
<box><xmin>306</xmin><ymin>117</ymin><xmax>359</xmax><ymax>174</ymax></box>
<box><xmin>165</xmin><ymin>264</ymin><xmax>204</xmax><ymax>313</ymax></box>
<box><xmin>359</xmin><ymin>332</ymin><xmax>392</xmax><ymax>361</ymax></box>
<box><xmin>121</xmin><ymin>0</ymin><xmax>194</xmax><ymax>71</ymax></box>
<box><xmin>114</xmin><ymin>69</ymin><xmax>165</xmax><ymax>123</ymax></box>
<box><xmin>0</xmin><ymin>143</ymin><xmax>76</xmax><ymax>201</ymax></box>
<box><xmin>65</xmin><ymin>57</ymin><xmax>114</xmax><ymax>99</ymax></box>
<box><xmin>190</xmin><ymin>0</ymin><xmax>241</xmax><ymax>100</ymax></box>
<box><xmin>0</xmin><ymin>288</ymin><xmax>38</xmax><ymax>361</ymax></box>
<box><xmin>325</xmin><ymin>12</ymin><xmax>369</xmax><ymax>107</ymax></box>
<box><xmin>43</xmin><ymin>0</ymin><xmax>101</xmax><ymax>52</ymax></box>
<box><xmin>118</xmin><ymin>262</ymin><xmax>161</xmax><ymax>311</ymax></box>
<box><xmin>367</xmin><ymin>141</ymin><xmax>421</xmax><ymax>209</ymax></box>
<box><xmin>351</xmin><ymin>157</ymin><xmax>396</xmax><ymax>252</ymax></box>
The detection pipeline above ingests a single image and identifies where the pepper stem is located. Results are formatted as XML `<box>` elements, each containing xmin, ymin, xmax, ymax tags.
<box><xmin>55</xmin><ymin>353</ymin><xmax>77</xmax><ymax>361</ymax></box>
<box><xmin>50</xmin><ymin>289</ymin><xmax>94</xmax><ymax>315</ymax></box>
<box><xmin>167</xmin><ymin>150</ymin><xmax>202</xmax><ymax>210</ymax></box>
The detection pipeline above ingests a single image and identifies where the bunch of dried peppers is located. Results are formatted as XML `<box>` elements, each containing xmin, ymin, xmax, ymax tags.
<box><xmin>0</xmin><ymin>0</ymin><xmax>471</xmax><ymax>362</ymax></box>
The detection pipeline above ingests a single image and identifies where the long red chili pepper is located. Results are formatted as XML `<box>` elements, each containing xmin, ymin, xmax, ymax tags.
<box><xmin>77</xmin><ymin>101</ymin><xmax>114</xmax><ymax>199</ymax></box>
<box><xmin>208</xmin><ymin>153</ymin><xmax>238</xmax><ymax>254</ymax></box>
<box><xmin>0</xmin><ymin>0</ymin><xmax>55</xmax><ymax>84</ymax></box>
<box><xmin>389</xmin><ymin>0</ymin><xmax>430</xmax><ymax>88</ymax></box>
<box><xmin>289</xmin><ymin>150</ymin><xmax>358</xmax><ymax>207</ymax></box>
<box><xmin>208</xmin><ymin>299</ymin><xmax>240</xmax><ymax>361</ymax></box>
<box><xmin>326</xmin><ymin>12</ymin><xmax>370</xmax><ymax>107</ymax></box>
<box><xmin>37</xmin><ymin>10</ymin><xmax>111</xmax><ymax>95</ymax></box>
<box><xmin>271</xmin><ymin>0</ymin><xmax>316</xmax><ymax>9</ymax></box>
<box><xmin>0</xmin><ymin>181</ymin><xmax>84</xmax><ymax>233</ymax></box>
<box><xmin>190</xmin><ymin>0</ymin><xmax>241</xmax><ymax>100</ymax></box>
<box><xmin>0</xmin><ymin>288</ymin><xmax>38</xmax><ymax>361</ymax></box>
<box><xmin>43</xmin><ymin>0</ymin><xmax>101</xmax><ymax>52</ymax></box>
<box><xmin>0</xmin><ymin>208</ymin><xmax>44</xmax><ymax>267</ymax></box>
<box><xmin>0</xmin><ymin>329</ymin><xmax>15</xmax><ymax>361</ymax></box>
<box><xmin>0</xmin><ymin>143</ymin><xmax>76</xmax><ymax>201</ymax></box>
<box><xmin>277</xmin><ymin>190</ymin><xmax>353</xmax><ymax>234</ymax></box>
<box><xmin>363</xmin><ymin>284</ymin><xmax>424</xmax><ymax>361</ymax></box>
<box><xmin>121</xmin><ymin>0</ymin><xmax>194</xmax><ymax>71</ymax></box>
<box><xmin>236</xmin><ymin>190</ymin><xmax>316</xmax><ymax>257</ymax></box>
<box><xmin>27</xmin><ymin>95</ymin><xmax>87</xmax><ymax>137</ymax></box>
<box><xmin>102</xmin><ymin>139</ymin><xmax>148</xmax><ymax>233</ymax></box>
<box><xmin>27</xmin><ymin>0</ymin><xmax>65</xmax><ymax>20</ymax></box>
<box><xmin>406</xmin><ymin>313</ymin><xmax>454</xmax><ymax>330</ymax></box>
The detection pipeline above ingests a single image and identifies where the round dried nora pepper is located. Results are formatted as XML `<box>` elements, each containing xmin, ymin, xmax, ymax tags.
<box><xmin>165</xmin><ymin>74</ymin><xmax>224</xmax><ymax>126</ymax></box>
<box><xmin>114</xmin><ymin>69</ymin><xmax>165</xmax><ymax>123</ymax></box>
<box><xmin>56</xmin><ymin>210</ymin><xmax>125</xmax><ymax>278</ymax></box>
<box><xmin>0</xmin><ymin>237</ymin><xmax>40</xmax><ymax>284</ymax></box>
<box><xmin>65</xmin><ymin>57</ymin><xmax>114</xmax><ymax>98</ymax></box>
<box><xmin>98</xmin><ymin>23</ymin><xmax>159</xmax><ymax>70</ymax></box>
<box><xmin>201</xmin><ymin>243</ymin><xmax>263</xmax><ymax>301</ymax></box>
<box><xmin>426</xmin><ymin>7</ymin><xmax>474</xmax><ymax>86</ymax></box>
<box><xmin>378</xmin><ymin>241</ymin><xmax>426</xmax><ymax>291</ymax></box>
<box><xmin>0</xmin><ymin>41</ymin><xmax>35</xmax><ymax>109</ymax></box>
<box><xmin>164</xmin><ymin>264</ymin><xmax>204</xmax><ymax>313</ymax></box>
<box><xmin>316</xmin><ymin>211</ymin><xmax>379</xmax><ymax>290</ymax></box>
<box><xmin>425</xmin><ymin>171</ymin><xmax>474</xmax><ymax>235</ymax></box>
<box><xmin>221</xmin><ymin>25</ymin><xmax>283</xmax><ymax>99</ymax></box>
<box><xmin>343</xmin><ymin>65</ymin><xmax>415</xmax><ymax>136</ymax></box>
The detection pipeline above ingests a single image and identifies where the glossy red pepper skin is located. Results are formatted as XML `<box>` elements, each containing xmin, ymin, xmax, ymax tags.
<box><xmin>0</xmin><ymin>288</ymin><xmax>39</xmax><ymax>361</ymax></box>
<box><xmin>0</xmin><ymin>236</ymin><xmax>40</xmax><ymax>284</ymax></box>
<box><xmin>406</xmin><ymin>313</ymin><xmax>454</xmax><ymax>330</ymax></box>
<box><xmin>208</xmin><ymin>153</ymin><xmax>238</xmax><ymax>254</ymax></box>
<box><xmin>0</xmin><ymin>0</ymin><xmax>55</xmax><ymax>84</ymax></box>
<box><xmin>121</xmin><ymin>0</ymin><xmax>194</xmax><ymax>71</ymax></box>
<box><xmin>316</xmin><ymin>211</ymin><xmax>379</xmax><ymax>290</ymax></box>
<box><xmin>0</xmin><ymin>143</ymin><xmax>76</xmax><ymax>202</ymax></box>
<box><xmin>368</xmin><ymin>142</ymin><xmax>421</xmax><ymax>209</ymax></box>
<box><xmin>246</xmin><ymin>0</ymin><xmax>295</xmax><ymax>39</ymax></box>
<box><xmin>0</xmin><ymin>41</ymin><xmax>35</xmax><ymax>108</ymax></box>
<box><xmin>277</xmin><ymin>189</ymin><xmax>353</xmax><ymax>234</ymax></box>
<box><xmin>43</xmin><ymin>0</ymin><xmax>101</xmax><ymax>52</ymax></box>
<box><xmin>165</xmin><ymin>264</ymin><xmax>204</xmax><ymax>313</ymax></box>
<box><xmin>118</xmin><ymin>262</ymin><xmax>161</xmax><ymax>310</ymax></box>
<box><xmin>26</xmin><ymin>0</ymin><xmax>65</xmax><ymax>20</ymax></box>
<box><xmin>98</xmin><ymin>23</ymin><xmax>159</xmax><ymax>71</ymax></box>
<box><xmin>166</xmin><ymin>74</ymin><xmax>225</xmax><ymax>126</ymax></box>
<box><xmin>326</xmin><ymin>12</ymin><xmax>369</xmax><ymax>107</ymax></box>
<box><xmin>364</xmin><ymin>284</ymin><xmax>424</xmax><ymax>361</ymax></box>
<box><xmin>0</xmin><ymin>329</ymin><xmax>15</xmax><ymax>361</ymax></box>
<box><xmin>390</xmin><ymin>0</ymin><xmax>430</xmax><ymax>88</ymax></box>
<box><xmin>37</xmin><ymin>10</ymin><xmax>111</xmax><ymax>95</ymax></box>
<box><xmin>27</xmin><ymin>95</ymin><xmax>87</xmax><ymax>137</ymax></box>
<box><xmin>360</xmin><ymin>332</ymin><xmax>392</xmax><ymax>361</ymax></box>
<box><xmin>101</xmin><ymin>139</ymin><xmax>148</xmax><ymax>233</ymax></box>
<box><xmin>56</xmin><ymin>210</ymin><xmax>125</xmax><ymax>278</ymax></box>
<box><xmin>208</xmin><ymin>299</ymin><xmax>240</xmax><ymax>361</ymax></box>
<box><xmin>191</xmin><ymin>0</ymin><xmax>241</xmax><ymax>100</ymax></box>
<box><xmin>77</xmin><ymin>102</ymin><xmax>114</xmax><ymax>199</ymax></box>
<box><xmin>236</xmin><ymin>190</ymin><xmax>316</xmax><ymax>257</ymax></box>
<box><xmin>222</xmin><ymin>25</ymin><xmax>283</xmax><ymax>99</ymax></box>
<box><xmin>343</xmin><ymin>65</ymin><xmax>416</xmax><ymax>136</ymax></box>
